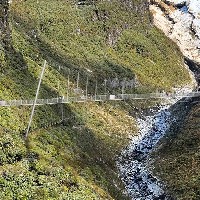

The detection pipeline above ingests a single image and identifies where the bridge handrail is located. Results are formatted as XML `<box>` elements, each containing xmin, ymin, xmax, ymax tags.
<box><xmin>1</xmin><ymin>92</ymin><xmax>200</xmax><ymax>106</ymax></box>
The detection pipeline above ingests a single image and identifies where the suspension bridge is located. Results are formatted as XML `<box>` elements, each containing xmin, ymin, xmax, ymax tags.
<box><xmin>1</xmin><ymin>60</ymin><xmax>199</xmax><ymax>107</ymax></box>
<box><xmin>1</xmin><ymin>92</ymin><xmax>200</xmax><ymax>107</ymax></box>
<box><xmin>2</xmin><ymin>60</ymin><xmax>199</xmax><ymax>137</ymax></box>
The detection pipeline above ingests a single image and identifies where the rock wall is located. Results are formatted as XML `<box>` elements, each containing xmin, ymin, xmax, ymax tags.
<box><xmin>149</xmin><ymin>0</ymin><xmax>200</xmax><ymax>64</ymax></box>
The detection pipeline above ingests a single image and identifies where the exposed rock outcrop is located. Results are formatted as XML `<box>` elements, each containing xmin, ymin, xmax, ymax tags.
<box><xmin>150</xmin><ymin>0</ymin><xmax>200</xmax><ymax>64</ymax></box>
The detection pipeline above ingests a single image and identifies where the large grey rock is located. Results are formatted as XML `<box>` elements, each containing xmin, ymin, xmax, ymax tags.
<box><xmin>150</xmin><ymin>0</ymin><xmax>200</xmax><ymax>64</ymax></box>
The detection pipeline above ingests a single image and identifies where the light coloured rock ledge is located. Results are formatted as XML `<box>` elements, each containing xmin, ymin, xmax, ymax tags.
<box><xmin>150</xmin><ymin>0</ymin><xmax>200</xmax><ymax>64</ymax></box>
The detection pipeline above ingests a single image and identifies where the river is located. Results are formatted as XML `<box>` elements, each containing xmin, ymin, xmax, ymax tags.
<box><xmin>116</xmin><ymin>86</ymin><xmax>195</xmax><ymax>200</ymax></box>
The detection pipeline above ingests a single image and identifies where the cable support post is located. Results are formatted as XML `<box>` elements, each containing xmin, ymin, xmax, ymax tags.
<box><xmin>25</xmin><ymin>60</ymin><xmax>47</xmax><ymax>139</ymax></box>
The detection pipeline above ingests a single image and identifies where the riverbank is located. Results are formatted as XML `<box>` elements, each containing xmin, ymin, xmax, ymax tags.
<box><xmin>150</xmin><ymin>97</ymin><xmax>200</xmax><ymax>199</ymax></box>
<box><xmin>116</xmin><ymin>83</ymin><xmax>195</xmax><ymax>199</ymax></box>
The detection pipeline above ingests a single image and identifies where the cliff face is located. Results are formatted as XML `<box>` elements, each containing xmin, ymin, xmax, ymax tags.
<box><xmin>150</xmin><ymin>0</ymin><xmax>200</xmax><ymax>64</ymax></box>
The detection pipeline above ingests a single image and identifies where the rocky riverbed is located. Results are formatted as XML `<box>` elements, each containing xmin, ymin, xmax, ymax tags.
<box><xmin>116</xmin><ymin>86</ymin><xmax>195</xmax><ymax>199</ymax></box>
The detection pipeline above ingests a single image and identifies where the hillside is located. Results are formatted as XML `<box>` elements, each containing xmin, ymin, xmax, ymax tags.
<box><xmin>0</xmin><ymin>0</ymin><xmax>192</xmax><ymax>199</ymax></box>
<box><xmin>151</xmin><ymin>99</ymin><xmax>200</xmax><ymax>200</ymax></box>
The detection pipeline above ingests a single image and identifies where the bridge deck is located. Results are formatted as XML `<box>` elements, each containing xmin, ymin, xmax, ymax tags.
<box><xmin>0</xmin><ymin>92</ymin><xmax>199</xmax><ymax>107</ymax></box>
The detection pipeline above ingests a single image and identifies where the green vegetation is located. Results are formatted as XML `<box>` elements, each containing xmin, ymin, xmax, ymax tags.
<box><xmin>151</xmin><ymin>101</ymin><xmax>200</xmax><ymax>200</ymax></box>
<box><xmin>0</xmin><ymin>0</ymin><xmax>192</xmax><ymax>199</ymax></box>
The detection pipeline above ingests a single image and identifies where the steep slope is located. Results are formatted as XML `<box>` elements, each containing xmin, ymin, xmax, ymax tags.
<box><xmin>151</xmin><ymin>100</ymin><xmax>200</xmax><ymax>200</ymax></box>
<box><xmin>0</xmin><ymin>0</ymin><xmax>192</xmax><ymax>199</ymax></box>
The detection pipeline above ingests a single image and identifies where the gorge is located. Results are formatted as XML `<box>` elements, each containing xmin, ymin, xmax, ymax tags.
<box><xmin>117</xmin><ymin>81</ymin><xmax>197</xmax><ymax>199</ymax></box>
<box><xmin>0</xmin><ymin>0</ymin><xmax>200</xmax><ymax>199</ymax></box>
<box><xmin>116</xmin><ymin>1</ymin><xmax>200</xmax><ymax>199</ymax></box>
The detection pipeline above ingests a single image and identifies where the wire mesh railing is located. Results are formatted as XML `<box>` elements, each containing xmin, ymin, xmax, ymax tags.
<box><xmin>0</xmin><ymin>92</ymin><xmax>200</xmax><ymax>107</ymax></box>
